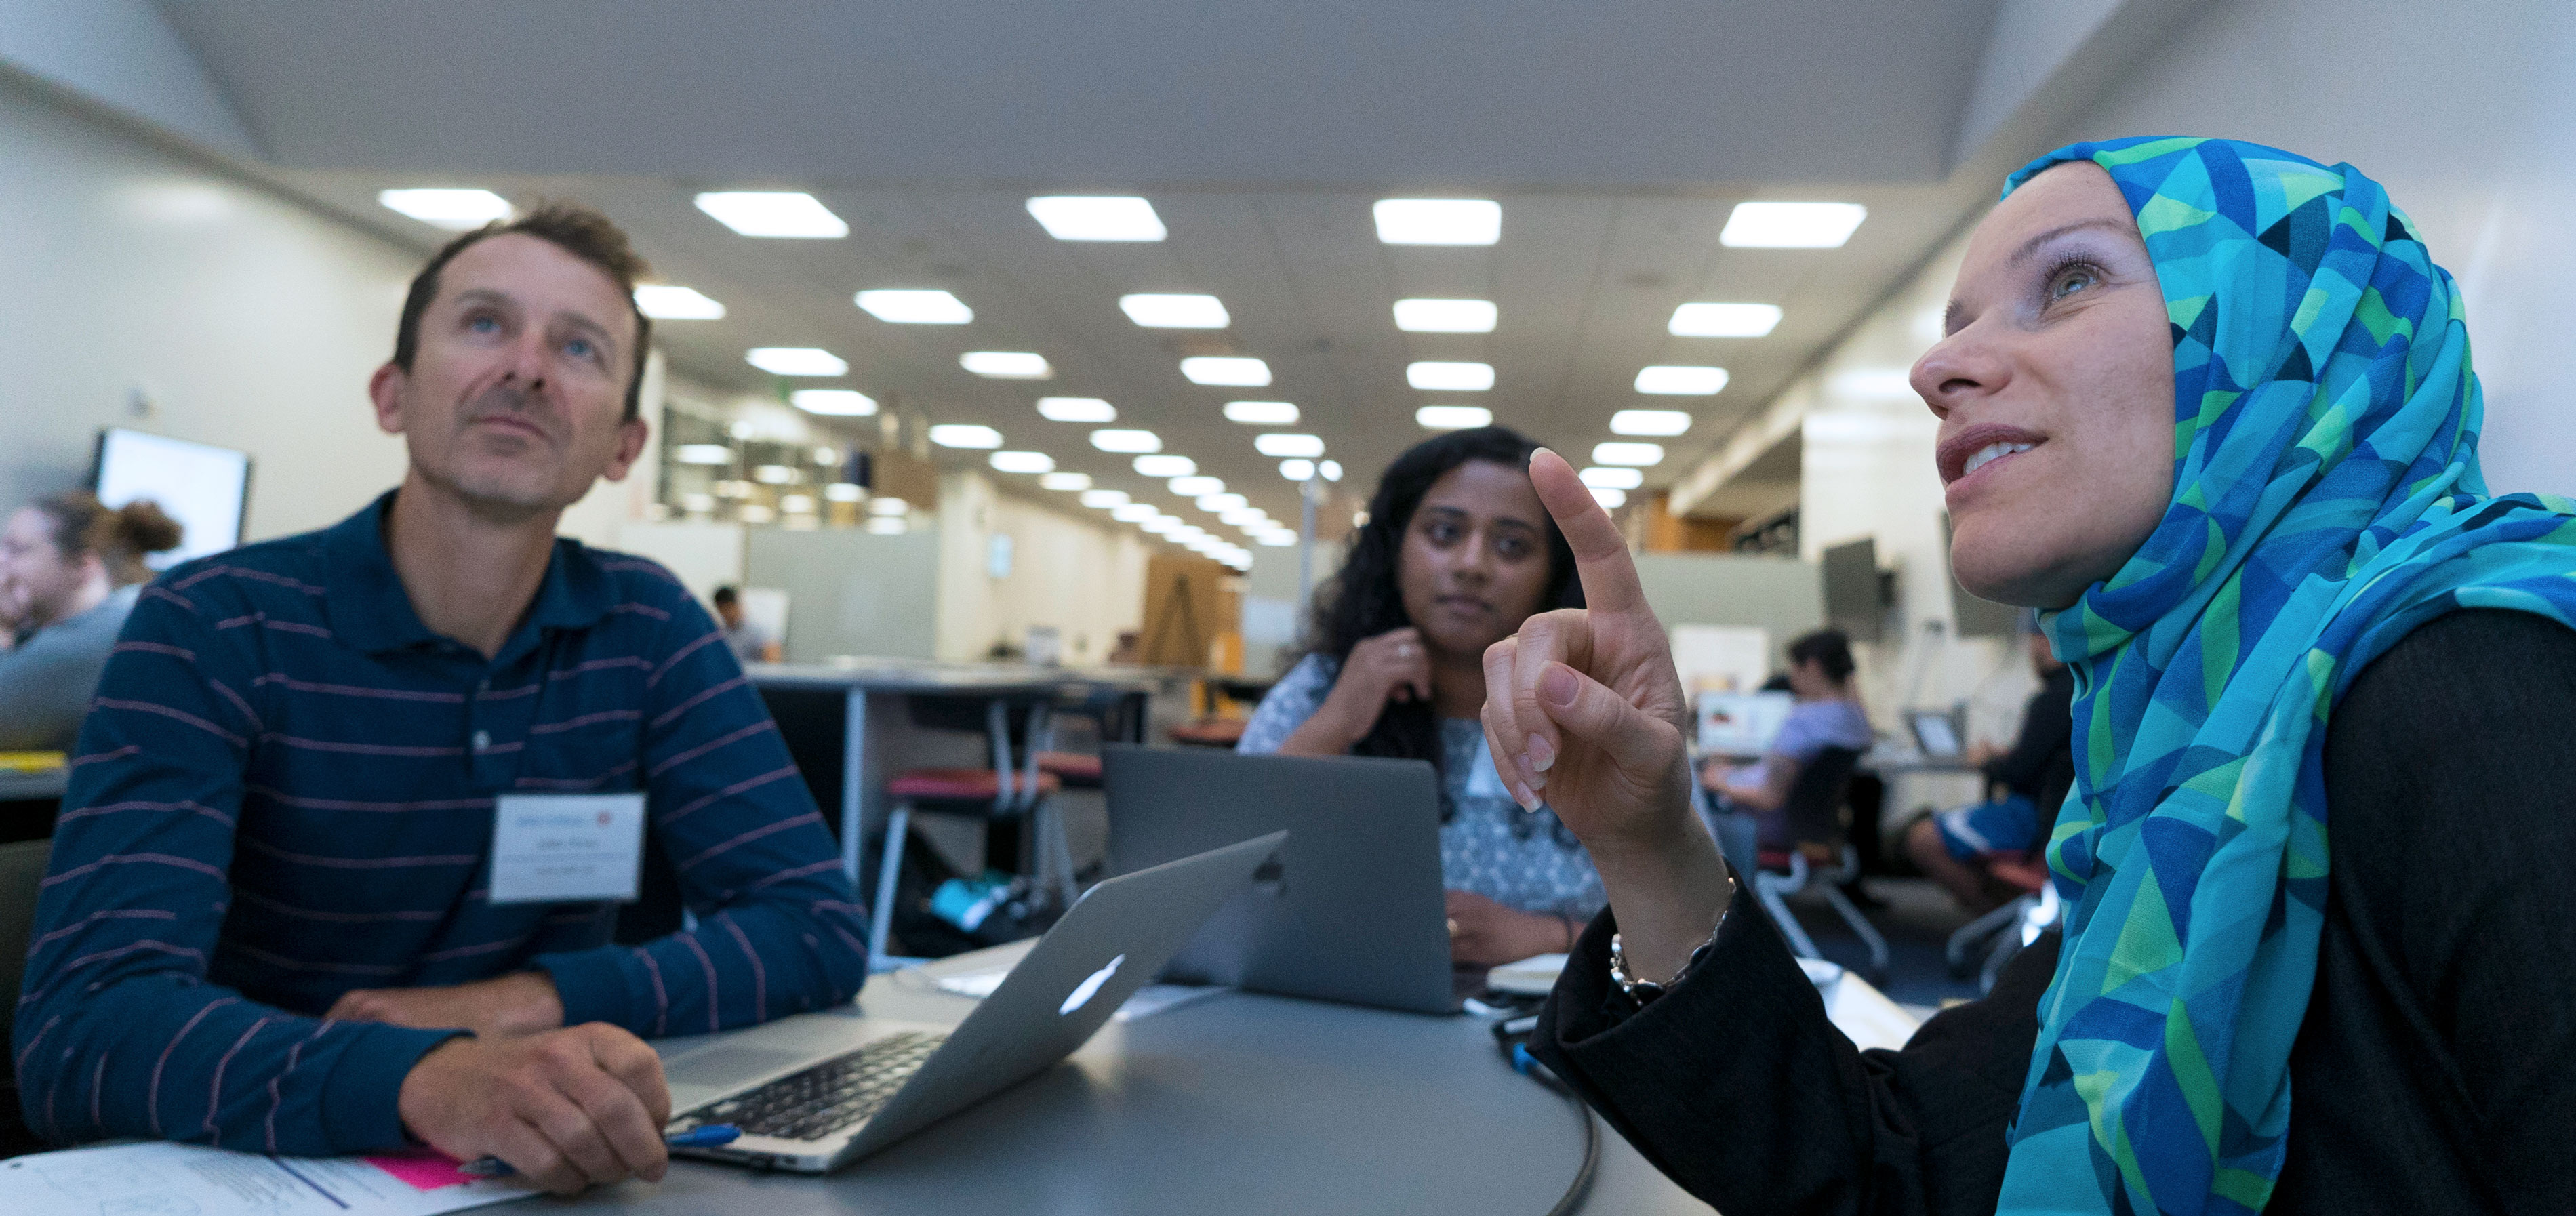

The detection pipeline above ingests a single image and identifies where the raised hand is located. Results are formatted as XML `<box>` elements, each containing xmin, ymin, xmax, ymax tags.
<box><xmin>1479</xmin><ymin>449</ymin><xmax>1730</xmax><ymax>981</ymax></box>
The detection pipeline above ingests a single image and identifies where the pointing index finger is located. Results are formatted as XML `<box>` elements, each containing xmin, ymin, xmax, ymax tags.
<box><xmin>1529</xmin><ymin>448</ymin><xmax>1648</xmax><ymax>615</ymax></box>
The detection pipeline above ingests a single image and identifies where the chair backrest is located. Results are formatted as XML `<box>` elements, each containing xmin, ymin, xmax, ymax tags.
<box><xmin>1781</xmin><ymin>746</ymin><xmax>1864</xmax><ymax>847</ymax></box>
<box><xmin>0</xmin><ymin>838</ymin><xmax>53</xmax><ymax>1076</ymax></box>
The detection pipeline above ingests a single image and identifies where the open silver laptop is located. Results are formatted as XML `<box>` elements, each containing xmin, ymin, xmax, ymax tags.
<box><xmin>654</xmin><ymin>830</ymin><xmax>1287</xmax><ymax>1172</ymax></box>
<box><xmin>1104</xmin><ymin>746</ymin><xmax>1459</xmax><ymax>1015</ymax></box>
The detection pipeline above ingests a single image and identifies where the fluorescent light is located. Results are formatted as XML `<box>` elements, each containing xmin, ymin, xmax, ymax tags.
<box><xmin>1133</xmin><ymin>454</ymin><xmax>1196</xmax><ymax>477</ymax></box>
<box><xmin>1256</xmin><ymin>433</ymin><xmax>1325</xmax><ymax>458</ymax></box>
<box><xmin>782</xmin><ymin>494</ymin><xmax>816</xmax><ymax>514</ymax></box>
<box><xmin>1257</xmin><ymin>533</ymin><xmax>1297</xmax><ymax>546</ymax></box>
<box><xmin>1591</xmin><ymin>487</ymin><xmax>1628</xmax><ymax>509</ymax></box>
<box><xmin>1142</xmin><ymin>516</ymin><xmax>1182</xmax><ymax>534</ymax></box>
<box><xmin>1668</xmin><ymin>302</ymin><xmax>1782</xmax><ymax>338</ymax></box>
<box><xmin>1220</xmin><ymin>508</ymin><xmax>1264</xmax><ymax>525</ymax></box>
<box><xmin>1280</xmin><ymin>459</ymin><xmax>1315</xmax><ymax>481</ymax></box>
<box><xmin>1026</xmin><ymin>195</ymin><xmax>1166</xmax><ymax>241</ymax></box>
<box><xmin>870</xmin><ymin>498</ymin><xmax>910</xmax><ymax>516</ymax></box>
<box><xmin>1199</xmin><ymin>493</ymin><xmax>1247</xmax><ymax>512</ymax></box>
<box><xmin>929</xmin><ymin>424</ymin><xmax>1004</xmax><ymax>449</ymax></box>
<box><xmin>960</xmin><ymin>352</ymin><xmax>1052</xmax><ymax>380</ymax></box>
<box><xmin>1181</xmin><ymin>357</ymin><xmax>1272</xmax><ymax>386</ymax></box>
<box><xmin>754</xmin><ymin>464</ymin><xmax>795</xmax><ymax>484</ymax></box>
<box><xmin>1091</xmin><ymin>429</ymin><xmax>1161</xmax><ymax>453</ymax></box>
<box><xmin>1719</xmin><ymin>202</ymin><xmax>1866</xmax><ymax>249</ymax></box>
<box><xmin>856</xmin><ymin>289</ymin><xmax>972</xmax><ymax>324</ymax></box>
<box><xmin>824</xmin><ymin>483</ymin><xmax>864</xmax><ymax>502</ymax></box>
<box><xmin>680</xmin><ymin>493</ymin><xmax>717</xmax><ymax>513</ymax></box>
<box><xmin>1172</xmin><ymin>525</ymin><xmax>1208</xmax><ymax>542</ymax></box>
<box><xmin>1119</xmin><ymin>293</ymin><xmax>1230</xmax><ymax>329</ymax></box>
<box><xmin>1112</xmin><ymin>503</ymin><xmax>1157</xmax><ymax>522</ymax></box>
<box><xmin>1039</xmin><ymin>472</ymin><xmax>1093</xmax><ymax>491</ymax></box>
<box><xmin>1081</xmin><ymin>489</ymin><xmax>1131</xmax><ymax>508</ymax></box>
<box><xmin>1416</xmin><ymin>405</ymin><xmax>1491</xmax><ymax>430</ymax></box>
<box><xmin>1610</xmin><ymin>409</ymin><xmax>1691</xmax><ymax>436</ymax></box>
<box><xmin>1039</xmin><ymin>397</ymin><xmax>1117</xmax><ymax>422</ymax></box>
<box><xmin>1407</xmin><ymin>361</ymin><xmax>1494</xmax><ymax>391</ymax></box>
<box><xmin>674</xmin><ymin>444</ymin><xmax>733</xmax><ymax>466</ymax></box>
<box><xmin>1169</xmin><ymin>476</ymin><xmax>1224</xmax><ymax>497</ymax></box>
<box><xmin>378</xmin><ymin>188</ymin><xmax>512</xmax><ymax>230</ymax></box>
<box><xmin>1592</xmin><ymin>442</ymin><xmax>1664</xmax><ymax>466</ymax></box>
<box><xmin>1392</xmin><ymin>298</ymin><xmax>1497</xmax><ymax>333</ymax></box>
<box><xmin>866</xmin><ymin>516</ymin><xmax>907</xmax><ymax>534</ymax></box>
<box><xmin>634</xmin><ymin>285</ymin><xmax>725</xmax><ymax>320</ymax></box>
<box><xmin>1224</xmin><ymin>401</ymin><xmax>1299</xmax><ymax>425</ymax></box>
<box><xmin>746</xmin><ymin>347</ymin><xmax>847</xmax><ymax>376</ymax></box>
<box><xmin>790</xmin><ymin>389</ymin><xmax>877</xmax><ymax>416</ymax></box>
<box><xmin>737</xmin><ymin>504</ymin><xmax>776</xmax><ymax>523</ymax></box>
<box><xmin>1634</xmin><ymin>365</ymin><xmax>1729</xmax><ymax>395</ymax></box>
<box><xmin>989</xmin><ymin>451</ymin><xmax>1054</xmax><ymax>473</ymax></box>
<box><xmin>1373</xmin><ymin>199</ymin><xmax>1501</xmax><ymax>245</ymax></box>
<box><xmin>1320</xmin><ymin>460</ymin><xmax>1342</xmax><ymax>482</ymax></box>
<box><xmin>1579</xmin><ymin>466</ymin><xmax>1643</xmax><ymax>489</ymax></box>
<box><xmin>693</xmin><ymin>192</ymin><xmax>849</xmax><ymax>239</ymax></box>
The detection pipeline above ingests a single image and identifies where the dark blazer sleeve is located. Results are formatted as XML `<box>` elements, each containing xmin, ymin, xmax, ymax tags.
<box><xmin>1529</xmin><ymin>882</ymin><xmax>2059</xmax><ymax>1216</ymax></box>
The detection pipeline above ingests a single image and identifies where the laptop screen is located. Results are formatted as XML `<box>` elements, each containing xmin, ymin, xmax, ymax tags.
<box><xmin>1909</xmin><ymin>712</ymin><xmax>1961</xmax><ymax>758</ymax></box>
<box><xmin>1695</xmin><ymin>691</ymin><xmax>1794</xmax><ymax>756</ymax></box>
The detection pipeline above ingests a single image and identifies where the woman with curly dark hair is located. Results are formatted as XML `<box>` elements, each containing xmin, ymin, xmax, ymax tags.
<box><xmin>1236</xmin><ymin>426</ymin><xmax>1598</xmax><ymax>965</ymax></box>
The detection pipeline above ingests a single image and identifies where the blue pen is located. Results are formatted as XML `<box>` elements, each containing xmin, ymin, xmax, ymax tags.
<box><xmin>458</xmin><ymin>1124</ymin><xmax>740</xmax><ymax>1178</ymax></box>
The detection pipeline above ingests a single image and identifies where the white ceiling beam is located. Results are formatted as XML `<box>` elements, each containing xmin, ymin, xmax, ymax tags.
<box><xmin>0</xmin><ymin>0</ymin><xmax>265</xmax><ymax>162</ymax></box>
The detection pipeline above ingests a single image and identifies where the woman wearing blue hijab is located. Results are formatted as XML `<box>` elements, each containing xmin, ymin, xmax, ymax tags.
<box><xmin>1482</xmin><ymin>138</ymin><xmax>2576</xmax><ymax>1213</ymax></box>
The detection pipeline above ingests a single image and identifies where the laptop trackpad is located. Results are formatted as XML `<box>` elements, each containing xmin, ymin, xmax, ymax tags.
<box><xmin>666</xmin><ymin>1045</ymin><xmax>812</xmax><ymax>1090</ymax></box>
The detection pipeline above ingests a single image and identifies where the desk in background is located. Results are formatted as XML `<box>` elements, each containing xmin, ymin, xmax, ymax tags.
<box><xmin>0</xmin><ymin>769</ymin><xmax>64</xmax><ymax>845</ymax></box>
<box><xmin>574</xmin><ymin>943</ymin><xmax>1720</xmax><ymax>1215</ymax></box>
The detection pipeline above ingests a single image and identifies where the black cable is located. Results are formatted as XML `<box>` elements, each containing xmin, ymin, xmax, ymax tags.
<box><xmin>1495</xmin><ymin>1017</ymin><xmax>1600</xmax><ymax>1216</ymax></box>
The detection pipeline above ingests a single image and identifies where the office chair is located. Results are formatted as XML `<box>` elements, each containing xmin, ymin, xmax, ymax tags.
<box><xmin>1735</xmin><ymin>747</ymin><xmax>1889</xmax><ymax>982</ymax></box>
<box><xmin>868</xmin><ymin>694</ymin><xmax>1074</xmax><ymax>968</ymax></box>
<box><xmin>1945</xmin><ymin>855</ymin><xmax>2059</xmax><ymax>993</ymax></box>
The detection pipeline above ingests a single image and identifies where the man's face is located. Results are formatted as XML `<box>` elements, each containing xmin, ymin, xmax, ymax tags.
<box><xmin>370</xmin><ymin>233</ymin><xmax>648</xmax><ymax>519</ymax></box>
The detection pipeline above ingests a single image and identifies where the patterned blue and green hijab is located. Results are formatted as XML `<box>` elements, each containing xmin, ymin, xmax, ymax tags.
<box><xmin>1996</xmin><ymin>138</ymin><xmax>2576</xmax><ymax>1213</ymax></box>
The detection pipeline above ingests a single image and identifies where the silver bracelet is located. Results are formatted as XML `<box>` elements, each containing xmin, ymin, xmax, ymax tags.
<box><xmin>1608</xmin><ymin>875</ymin><xmax>1735</xmax><ymax>1005</ymax></box>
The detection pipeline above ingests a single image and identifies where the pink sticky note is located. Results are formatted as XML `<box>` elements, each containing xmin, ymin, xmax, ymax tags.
<box><xmin>364</xmin><ymin>1148</ymin><xmax>477</xmax><ymax>1192</ymax></box>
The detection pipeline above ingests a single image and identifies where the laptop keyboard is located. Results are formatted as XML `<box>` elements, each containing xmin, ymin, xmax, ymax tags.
<box><xmin>672</xmin><ymin>1030</ymin><xmax>946</xmax><ymax>1142</ymax></box>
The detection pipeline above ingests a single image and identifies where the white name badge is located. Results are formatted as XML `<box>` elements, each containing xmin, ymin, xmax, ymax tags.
<box><xmin>489</xmin><ymin>792</ymin><xmax>647</xmax><ymax>905</ymax></box>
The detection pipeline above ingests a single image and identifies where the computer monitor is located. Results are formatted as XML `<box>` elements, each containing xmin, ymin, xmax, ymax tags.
<box><xmin>1908</xmin><ymin>709</ymin><xmax>1963</xmax><ymax>759</ymax></box>
<box><xmin>1696</xmin><ymin>690</ymin><xmax>1794</xmax><ymax>756</ymax></box>
<box><xmin>1821</xmin><ymin>538</ymin><xmax>1883</xmax><ymax>643</ymax></box>
<box><xmin>90</xmin><ymin>428</ymin><xmax>251</xmax><ymax>570</ymax></box>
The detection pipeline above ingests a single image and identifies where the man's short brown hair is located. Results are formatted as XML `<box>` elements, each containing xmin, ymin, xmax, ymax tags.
<box><xmin>392</xmin><ymin>201</ymin><xmax>653</xmax><ymax>420</ymax></box>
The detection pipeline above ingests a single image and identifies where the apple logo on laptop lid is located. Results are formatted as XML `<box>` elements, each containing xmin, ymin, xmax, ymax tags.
<box><xmin>1059</xmin><ymin>954</ymin><xmax>1125</xmax><ymax>1016</ymax></box>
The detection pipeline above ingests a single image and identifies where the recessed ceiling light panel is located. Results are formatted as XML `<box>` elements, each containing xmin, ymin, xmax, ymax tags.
<box><xmin>746</xmin><ymin>348</ymin><xmax>847</xmax><ymax>377</ymax></box>
<box><xmin>1634</xmin><ymin>365</ymin><xmax>1729</xmax><ymax>395</ymax></box>
<box><xmin>1090</xmin><ymin>429</ymin><xmax>1161</xmax><ymax>453</ymax></box>
<box><xmin>1579</xmin><ymin>466</ymin><xmax>1644</xmax><ymax>489</ymax></box>
<box><xmin>1407</xmin><ymin>361</ymin><xmax>1494</xmax><ymax>392</ymax></box>
<box><xmin>1026</xmin><ymin>195</ymin><xmax>1167</xmax><ymax>241</ymax></box>
<box><xmin>1592</xmin><ymin>442</ymin><xmax>1664</xmax><ymax>466</ymax></box>
<box><xmin>1392</xmin><ymin>298</ymin><xmax>1497</xmax><ymax>333</ymax></box>
<box><xmin>959</xmin><ymin>351</ymin><xmax>1053</xmax><ymax>379</ymax></box>
<box><xmin>674</xmin><ymin>444</ymin><xmax>733</xmax><ymax>466</ymax></box>
<box><xmin>855</xmin><ymin>289</ymin><xmax>973</xmax><ymax>324</ymax></box>
<box><xmin>1718</xmin><ymin>202</ymin><xmax>1866</xmax><ymax>249</ymax></box>
<box><xmin>1039</xmin><ymin>472</ymin><xmax>1092</xmax><ymax>491</ymax></box>
<box><xmin>1609</xmin><ymin>409</ymin><xmax>1691</xmax><ymax>436</ymax></box>
<box><xmin>988</xmin><ymin>451</ymin><xmax>1054</xmax><ymax>473</ymax></box>
<box><xmin>633</xmin><ymin>285</ymin><xmax>726</xmax><ymax>319</ymax></box>
<box><xmin>1039</xmin><ymin>397</ymin><xmax>1117</xmax><ymax>422</ymax></box>
<box><xmin>1255</xmin><ymin>433</ymin><xmax>1325</xmax><ymax>458</ymax></box>
<box><xmin>1168</xmin><ymin>476</ymin><xmax>1224</xmax><ymax>497</ymax></box>
<box><xmin>1223</xmin><ymin>401</ymin><xmax>1298</xmax><ymax>425</ymax></box>
<box><xmin>694</xmin><ymin>191</ymin><xmax>849</xmax><ymax>238</ymax></box>
<box><xmin>1133</xmin><ymin>454</ymin><xmax>1196</xmax><ymax>478</ymax></box>
<box><xmin>378</xmin><ymin>188</ymin><xmax>512</xmax><ymax>230</ymax></box>
<box><xmin>1415</xmin><ymin>405</ymin><xmax>1492</xmax><ymax>430</ymax></box>
<box><xmin>1591</xmin><ymin>487</ymin><xmax>1629</xmax><ymax>509</ymax></box>
<box><xmin>1373</xmin><ymin>199</ymin><xmax>1501</xmax><ymax>245</ymax></box>
<box><xmin>790</xmin><ymin>389</ymin><xmax>877</xmax><ymax>416</ymax></box>
<box><xmin>929</xmin><ymin>424</ymin><xmax>1004</xmax><ymax>449</ymax></box>
<box><xmin>1081</xmin><ymin>489</ymin><xmax>1131</xmax><ymax>508</ymax></box>
<box><xmin>1279</xmin><ymin>459</ymin><xmax>1316</xmax><ymax>481</ymax></box>
<box><xmin>1119</xmin><ymin>293</ymin><xmax>1230</xmax><ymax>328</ymax></box>
<box><xmin>1668</xmin><ymin>302</ymin><xmax>1783</xmax><ymax>337</ymax></box>
<box><xmin>1180</xmin><ymin>357</ymin><xmax>1272</xmax><ymax>386</ymax></box>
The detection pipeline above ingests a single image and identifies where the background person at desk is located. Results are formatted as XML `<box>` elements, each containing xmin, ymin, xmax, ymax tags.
<box><xmin>712</xmin><ymin>584</ymin><xmax>782</xmax><ymax>663</ymax></box>
<box><xmin>1495</xmin><ymin>140</ymin><xmax>2576</xmax><ymax>1213</ymax></box>
<box><xmin>14</xmin><ymin>203</ymin><xmax>867</xmax><ymax>1192</ymax></box>
<box><xmin>1902</xmin><ymin>624</ymin><xmax>2073</xmax><ymax>913</ymax></box>
<box><xmin>1695</xmin><ymin>629</ymin><xmax>1872</xmax><ymax>870</ymax></box>
<box><xmin>0</xmin><ymin>493</ymin><xmax>181</xmax><ymax>750</ymax></box>
<box><xmin>1239</xmin><ymin>426</ymin><xmax>1601</xmax><ymax>967</ymax></box>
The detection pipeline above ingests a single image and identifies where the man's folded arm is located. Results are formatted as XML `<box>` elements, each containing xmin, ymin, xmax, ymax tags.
<box><xmin>534</xmin><ymin>591</ymin><xmax>868</xmax><ymax>1036</ymax></box>
<box><xmin>15</xmin><ymin>586</ymin><xmax>461</xmax><ymax>1154</ymax></box>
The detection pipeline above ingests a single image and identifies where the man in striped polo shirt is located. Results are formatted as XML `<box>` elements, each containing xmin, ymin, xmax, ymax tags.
<box><xmin>14</xmin><ymin>204</ymin><xmax>868</xmax><ymax>1191</ymax></box>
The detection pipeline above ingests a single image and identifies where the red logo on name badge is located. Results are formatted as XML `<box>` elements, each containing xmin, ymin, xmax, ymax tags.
<box><xmin>598</xmin><ymin>811</ymin><xmax>613</xmax><ymax>826</ymax></box>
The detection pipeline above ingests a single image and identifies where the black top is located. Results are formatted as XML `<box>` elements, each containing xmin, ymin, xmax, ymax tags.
<box><xmin>1533</xmin><ymin>609</ymin><xmax>2576</xmax><ymax>1214</ymax></box>
<box><xmin>1981</xmin><ymin>664</ymin><xmax>2075</xmax><ymax>831</ymax></box>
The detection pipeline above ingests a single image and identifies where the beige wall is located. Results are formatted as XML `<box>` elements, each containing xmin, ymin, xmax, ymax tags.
<box><xmin>933</xmin><ymin>470</ymin><xmax>1149</xmax><ymax>664</ymax></box>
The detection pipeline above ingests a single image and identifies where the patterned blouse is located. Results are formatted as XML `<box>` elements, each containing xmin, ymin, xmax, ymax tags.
<box><xmin>1237</xmin><ymin>654</ymin><xmax>1607</xmax><ymax>919</ymax></box>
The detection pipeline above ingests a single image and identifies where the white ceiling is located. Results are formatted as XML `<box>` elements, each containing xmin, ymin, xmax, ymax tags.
<box><xmin>9</xmin><ymin>1</ymin><xmax>2199</xmax><ymax>529</ymax></box>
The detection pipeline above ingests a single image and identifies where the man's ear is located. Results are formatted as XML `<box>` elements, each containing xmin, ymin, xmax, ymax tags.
<box><xmin>368</xmin><ymin>363</ymin><xmax>409</xmax><ymax>436</ymax></box>
<box><xmin>600</xmin><ymin>416</ymin><xmax>651</xmax><ymax>483</ymax></box>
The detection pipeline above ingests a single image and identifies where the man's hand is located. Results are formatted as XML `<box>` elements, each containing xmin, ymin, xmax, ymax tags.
<box><xmin>1479</xmin><ymin>449</ymin><xmax>1731</xmax><ymax>982</ymax></box>
<box><xmin>399</xmin><ymin>1025</ymin><xmax>672</xmax><ymax>1195</ymax></box>
<box><xmin>1445</xmin><ymin>889</ymin><xmax>1575</xmax><ymax>967</ymax></box>
<box><xmin>328</xmin><ymin>971</ymin><xmax>564</xmax><ymax>1039</ymax></box>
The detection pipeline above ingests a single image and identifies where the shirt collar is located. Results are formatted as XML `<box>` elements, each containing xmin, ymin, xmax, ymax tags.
<box><xmin>321</xmin><ymin>489</ymin><xmax>618</xmax><ymax>657</ymax></box>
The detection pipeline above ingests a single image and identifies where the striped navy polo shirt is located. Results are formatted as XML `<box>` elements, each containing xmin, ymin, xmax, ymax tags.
<box><xmin>14</xmin><ymin>491</ymin><xmax>868</xmax><ymax>1156</ymax></box>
